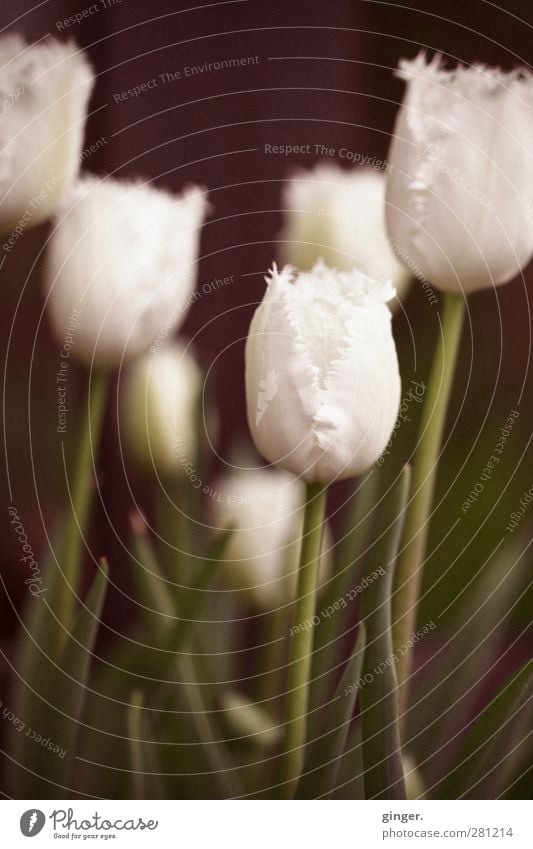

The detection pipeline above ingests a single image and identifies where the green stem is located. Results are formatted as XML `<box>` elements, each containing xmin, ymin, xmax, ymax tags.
<box><xmin>392</xmin><ymin>292</ymin><xmax>465</xmax><ymax>715</ymax></box>
<box><xmin>279</xmin><ymin>482</ymin><xmax>326</xmax><ymax>798</ymax></box>
<box><xmin>55</xmin><ymin>368</ymin><xmax>108</xmax><ymax>656</ymax></box>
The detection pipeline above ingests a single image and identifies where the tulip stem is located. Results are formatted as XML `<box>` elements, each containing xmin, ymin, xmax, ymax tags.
<box><xmin>280</xmin><ymin>482</ymin><xmax>326</xmax><ymax>798</ymax></box>
<box><xmin>392</xmin><ymin>291</ymin><xmax>465</xmax><ymax>718</ymax></box>
<box><xmin>55</xmin><ymin>368</ymin><xmax>108</xmax><ymax>657</ymax></box>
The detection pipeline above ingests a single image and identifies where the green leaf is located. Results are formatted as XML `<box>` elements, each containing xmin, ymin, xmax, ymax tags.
<box><xmin>56</xmin><ymin>558</ymin><xmax>109</xmax><ymax>779</ymax></box>
<box><xmin>360</xmin><ymin>466</ymin><xmax>410</xmax><ymax>800</ymax></box>
<box><xmin>8</xmin><ymin>554</ymin><xmax>108</xmax><ymax>797</ymax></box>
<box><xmin>330</xmin><ymin>720</ymin><xmax>365</xmax><ymax>799</ymax></box>
<box><xmin>130</xmin><ymin>512</ymin><xmax>176</xmax><ymax>636</ymax></box>
<box><xmin>128</xmin><ymin>690</ymin><xmax>166</xmax><ymax>799</ymax></box>
<box><xmin>408</xmin><ymin>540</ymin><xmax>529</xmax><ymax>788</ymax></box>
<box><xmin>441</xmin><ymin>660</ymin><xmax>533</xmax><ymax>799</ymax></box>
<box><xmin>297</xmin><ymin>624</ymin><xmax>366</xmax><ymax>798</ymax></box>
<box><xmin>309</xmin><ymin>471</ymin><xmax>379</xmax><ymax>719</ymax></box>
<box><xmin>178</xmin><ymin>653</ymin><xmax>243</xmax><ymax>798</ymax></box>
<box><xmin>170</xmin><ymin>526</ymin><xmax>234</xmax><ymax>651</ymax></box>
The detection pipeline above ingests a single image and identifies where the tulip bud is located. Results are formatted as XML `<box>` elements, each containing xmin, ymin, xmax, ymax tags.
<box><xmin>44</xmin><ymin>176</ymin><xmax>208</xmax><ymax>367</ymax></box>
<box><xmin>120</xmin><ymin>341</ymin><xmax>203</xmax><ymax>477</ymax></box>
<box><xmin>0</xmin><ymin>36</ymin><xmax>94</xmax><ymax>234</ymax></box>
<box><xmin>212</xmin><ymin>466</ymin><xmax>331</xmax><ymax>610</ymax></box>
<box><xmin>245</xmin><ymin>263</ymin><xmax>401</xmax><ymax>484</ymax></box>
<box><xmin>280</xmin><ymin>164</ymin><xmax>410</xmax><ymax>304</ymax></box>
<box><xmin>386</xmin><ymin>52</ymin><xmax>533</xmax><ymax>293</ymax></box>
<box><xmin>219</xmin><ymin>691</ymin><xmax>281</xmax><ymax>749</ymax></box>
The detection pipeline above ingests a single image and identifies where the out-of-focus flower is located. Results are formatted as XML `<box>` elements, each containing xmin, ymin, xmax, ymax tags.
<box><xmin>120</xmin><ymin>341</ymin><xmax>203</xmax><ymax>477</ymax></box>
<box><xmin>44</xmin><ymin>176</ymin><xmax>208</xmax><ymax>367</ymax></box>
<box><xmin>219</xmin><ymin>691</ymin><xmax>281</xmax><ymax>749</ymax></box>
<box><xmin>280</xmin><ymin>164</ymin><xmax>410</xmax><ymax>304</ymax></box>
<box><xmin>0</xmin><ymin>36</ymin><xmax>94</xmax><ymax>234</ymax></box>
<box><xmin>245</xmin><ymin>262</ymin><xmax>401</xmax><ymax>485</ymax></box>
<box><xmin>386</xmin><ymin>52</ymin><xmax>533</xmax><ymax>293</ymax></box>
<box><xmin>212</xmin><ymin>466</ymin><xmax>331</xmax><ymax>610</ymax></box>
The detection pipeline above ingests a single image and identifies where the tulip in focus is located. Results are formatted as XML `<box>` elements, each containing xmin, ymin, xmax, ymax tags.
<box><xmin>44</xmin><ymin>176</ymin><xmax>208</xmax><ymax>367</ymax></box>
<box><xmin>386</xmin><ymin>52</ymin><xmax>533</xmax><ymax>293</ymax></box>
<box><xmin>212</xmin><ymin>466</ymin><xmax>331</xmax><ymax>610</ymax></box>
<box><xmin>121</xmin><ymin>341</ymin><xmax>204</xmax><ymax>477</ymax></box>
<box><xmin>0</xmin><ymin>36</ymin><xmax>94</xmax><ymax>234</ymax></box>
<box><xmin>245</xmin><ymin>262</ymin><xmax>401</xmax><ymax>485</ymax></box>
<box><xmin>280</xmin><ymin>164</ymin><xmax>410</xmax><ymax>303</ymax></box>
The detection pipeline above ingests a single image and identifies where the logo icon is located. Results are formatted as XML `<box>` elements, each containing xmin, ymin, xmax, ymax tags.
<box><xmin>20</xmin><ymin>810</ymin><xmax>45</xmax><ymax>837</ymax></box>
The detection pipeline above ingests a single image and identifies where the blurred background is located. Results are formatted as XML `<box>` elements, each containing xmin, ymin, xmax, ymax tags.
<box><xmin>1</xmin><ymin>0</ymin><xmax>532</xmax><ymax>797</ymax></box>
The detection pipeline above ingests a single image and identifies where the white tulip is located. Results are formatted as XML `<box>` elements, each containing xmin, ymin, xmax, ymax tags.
<box><xmin>0</xmin><ymin>35</ymin><xmax>94</xmax><ymax>235</ymax></box>
<box><xmin>245</xmin><ymin>262</ymin><xmax>401</xmax><ymax>485</ymax></box>
<box><xmin>280</xmin><ymin>164</ymin><xmax>410</xmax><ymax>303</ymax></box>
<box><xmin>44</xmin><ymin>176</ymin><xmax>208</xmax><ymax>367</ymax></box>
<box><xmin>212</xmin><ymin>466</ymin><xmax>331</xmax><ymax>610</ymax></box>
<box><xmin>386</xmin><ymin>52</ymin><xmax>533</xmax><ymax>293</ymax></box>
<box><xmin>120</xmin><ymin>341</ymin><xmax>203</xmax><ymax>476</ymax></box>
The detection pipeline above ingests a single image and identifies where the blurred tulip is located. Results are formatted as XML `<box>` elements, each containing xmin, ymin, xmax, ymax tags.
<box><xmin>121</xmin><ymin>341</ymin><xmax>204</xmax><ymax>477</ymax></box>
<box><xmin>280</xmin><ymin>164</ymin><xmax>410</xmax><ymax>304</ymax></box>
<box><xmin>44</xmin><ymin>176</ymin><xmax>207</xmax><ymax>367</ymax></box>
<box><xmin>219</xmin><ymin>691</ymin><xmax>281</xmax><ymax>749</ymax></box>
<box><xmin>245</xmin><ymin>262</ymin><xmax>401</xmax><ymax>485</ymax></box>
<box><xmin>386</xmin><ymin>52</ymin><xmax>533</xmax><ymax>293</ymax></box>
<box><xmin>0</xmin><ymin>36</ymin><xmax>94</xmax><ymax>234</ymax></box>
<box><xmin>212</xmin><ymin>466</ymin><xmax>331</xmax><ymax>610</ymax></box>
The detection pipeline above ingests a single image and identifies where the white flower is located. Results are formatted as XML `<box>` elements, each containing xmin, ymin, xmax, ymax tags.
<box><xmin>44</xmin><ymin>176</ymin><xmax>208</xmax><ymax>367</ymax></box>
<box><xmin>120</xmin><ymin>341</ymin><xmax>203</xmax><ymax>476</ymax></box>
<box><xmin>245</xmin><ymin>262</ymin><xmax>401</xmax><ymax>485</ymax></box>
<box><xmin>280</xmin><ymin>164</ymin><xmax>410</xmax><ymax>304</ymax></box>
<box><xmin>212</xmin><ymin>466</ymin><xmax>331</xmax><ymax>610</ymax></box>
<box><xmin>386</xmin><ymin>52</ymin><xmax>533</xmax><ymax>293</ymax></box>
<box><xmin>0</xmin><ymin>36</ymin><xmax>94</xmax><ymax>234</ymax></box>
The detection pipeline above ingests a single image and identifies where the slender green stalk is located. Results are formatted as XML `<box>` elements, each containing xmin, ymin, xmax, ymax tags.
<box><xmin>392</xmin><ymin>292</ymin><xmax>465</xmax><ymax>714</ymax></box>
<box><xmin>55</xmin><ymin>368</ymin><xmax>108</xmax><ymax>655</ymax></box>
<box><xmin>279</xmin><ymin>482</ymin><xmax>326</xmax><ymax>799</ymax></box>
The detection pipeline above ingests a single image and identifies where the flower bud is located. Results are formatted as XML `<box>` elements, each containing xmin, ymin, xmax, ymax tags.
<box><xmin>212</xmin><ymin>466</ymin><xmax>331</xmax><ymax>610</ymax></box>
<box><xmin>44</xmin><ymin>176</ymin><xmax>208</xmax><ymax>367</ymax></box>
<box><xmin>219</xmin><ymin>691</ymin><xmax>281</xmax><ymax>749</ymax></box>
<box><xmin>120</xmin><ymin>341</ymin><xmax>203</xmax><ymax>477</ymax></box>
<box><xmin>280</xmin><ymin>164</ymin><xmax>410</xmax><ymax>304</ymax></box>
<box><xmin>245</xmin><ymin>262</ymin><xmax>401</xmax><ymax>484</ymax></box>
<box><xmin>0</xmin><ymin>36</ymin><xmax>94</xmax><ymax>234</ymax></box>
<box><xmin>386</xmin><ymin>52</ymin><xmax>533</xmax><ymax>293</ymax></box>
